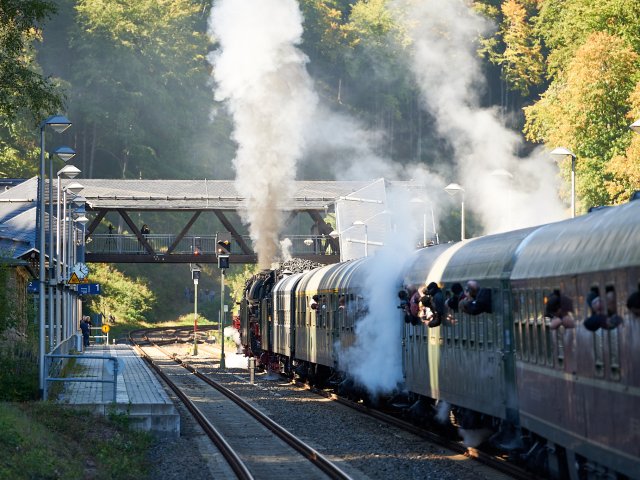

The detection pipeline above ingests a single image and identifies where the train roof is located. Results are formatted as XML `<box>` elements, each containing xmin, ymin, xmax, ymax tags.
<box><xmin>403</xmin><ymin>228</ymin><xmax>537</xmax><ymax>287</ymax></box>
<box><xmin>296</xmin><ymin>258</ymin><xmax>368</xmax><ymax>294</ymax></box>
<box><xmin>511</xmin><ymin>199</ymin><xmax>640</xmax><ymax>279</ymax></box>
<box><xmin>271</xmin><ymin>272</ymin><xmax>305</xmax><ymax>295</ymax></box>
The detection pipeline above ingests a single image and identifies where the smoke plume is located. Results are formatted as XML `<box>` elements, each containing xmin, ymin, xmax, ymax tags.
<box><xmin>208</xmin><ymin>0</ymin><xmax>317</xmax><ymax>267</ymax></box>
<box><xmin>394</xmin><ymin>0</ymin><xmax>565</xmax><ymax>233</ymax></box>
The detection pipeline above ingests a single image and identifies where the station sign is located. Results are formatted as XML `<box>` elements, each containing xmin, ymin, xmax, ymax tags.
<box><xmin>27</xmin><ymin>281</ymin><xmax>39</xmax><ymax>293</ymax></box>
<box><xmin>77</xmin><ymin>283</ymin><xmax>101</xmax><ymax>295</ymax></box>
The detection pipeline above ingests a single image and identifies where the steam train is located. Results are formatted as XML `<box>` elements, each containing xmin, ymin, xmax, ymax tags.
<box><xmin>239</xmin><ymin>197</ymin><xmax>640</xmax><ymax>479</ymax></box>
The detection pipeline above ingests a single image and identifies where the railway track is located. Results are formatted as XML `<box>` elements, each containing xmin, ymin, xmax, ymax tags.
<box><xmin>129</xmin><ymin>328</ymin><xmax>352</xmax><ymax>480</ymax></box>
<box><xmin>131</xmin><ymin>326</ymin><xmax>540</xmax><ymax>479</ymax></box>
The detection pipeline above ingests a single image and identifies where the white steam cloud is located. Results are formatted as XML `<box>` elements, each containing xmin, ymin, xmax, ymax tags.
<box><xmin>208</xmin><ymin>0</ymin><xmax>318</xmax><ymax>268</ymax></box>
<box><xmin>338</xmin><ymin>191</ymin><xmax>416</xmax><ymax>395</ymax></box>
<box><xmin>395</xmin><ymin>0</ymin><xmax>565</xmax><ymax>233</ymax></box>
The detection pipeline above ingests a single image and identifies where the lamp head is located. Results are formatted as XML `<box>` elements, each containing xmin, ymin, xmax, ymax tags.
<box><xmin>630</xmin><ymin>119</ymin><xmax>640</xmax><ymax>134</ymax></box>
<box><xmin>53</xmin><ymin>146</ymin><xmax>76</xmax><ymax>162</ymax></box>
<box><xmin>74</xmin><ymin>214</ymin><xmax>89</xmax><ymax>225</ymax></box>
<box><xmin>64</xmin><ymin>182</ymin><xmax>84</xmax><ymax>195</ymax></box>
<box><xmin>444</xmin><ymin>183</ymin><xmax>464</xmax><ymax>196</ymax></box>
<box><xmin>550</xmin><ymin>147</ymin><xmax>576</xmax><ymax>160</ymax></box>
<box><xmin>57</xmin><ymin>165</ymin><xmax>81</xmax><ymax>179</ymax></box>
<box><xmin>42</xmin><ymin>115</ymin><xmax>72</xmax><ymax>133</ymax></box>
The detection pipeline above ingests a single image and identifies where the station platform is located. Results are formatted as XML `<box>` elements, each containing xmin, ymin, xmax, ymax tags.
<box><xmin>57</xmin><ymin>343</ymin><xmax>180</xmax><ymax>437</ymax></box>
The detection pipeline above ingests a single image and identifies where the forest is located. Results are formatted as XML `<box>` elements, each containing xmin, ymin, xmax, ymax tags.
<box><xmin>1</xmin><ymin>0</ymin><xmax>639</xmax><ymax>322</ymax></box>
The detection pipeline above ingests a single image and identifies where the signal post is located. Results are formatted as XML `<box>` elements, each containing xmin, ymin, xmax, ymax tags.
<box><xmin>217</xmin><ymin>240</ymin><xmax>230</xmax><ymax>369</ymax></box>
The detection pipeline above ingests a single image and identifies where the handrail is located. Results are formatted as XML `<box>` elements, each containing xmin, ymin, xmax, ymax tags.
<box><xmin>87</xmin><ymin>233</ymin><xmax>338</xmax><ymax>256</ymax></box>
<box><xmin>44</xmin><ymin>353</ymin><xmax>119</xmax><ymax>402</ymax></box>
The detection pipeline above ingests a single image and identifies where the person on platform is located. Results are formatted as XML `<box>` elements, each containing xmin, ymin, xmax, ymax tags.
<box><xmin>80</xmin><ymin>316</ymin><xmax>92</xmax><ymax>347</ymax></box>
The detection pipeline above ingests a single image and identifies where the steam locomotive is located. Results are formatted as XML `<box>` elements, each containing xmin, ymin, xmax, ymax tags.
<box><xmin>239</xmin><ymin>197</ymin><xmax>640</xmax><ymax>479</ymax></box>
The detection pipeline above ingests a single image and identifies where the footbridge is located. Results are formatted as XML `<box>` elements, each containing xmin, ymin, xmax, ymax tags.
<box><xmin>76</xmin><ymin>179</ymin><xmax>385</xmax><ymax>264</ymax></box>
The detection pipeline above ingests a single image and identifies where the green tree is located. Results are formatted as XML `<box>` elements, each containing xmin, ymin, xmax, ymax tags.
<box><xmin>37</xmin><ymin>0</ymin><xmax>229</xmax><ymax>180</ymax></box>
<box><xmin>0</xmin><ymin>0</ymin><xmax>65</xmax><ymax>178</ymax></box>
<box><xmin>0</xmin><ymin>0</ymin><xmax>63</xmax><ymax>122</ymax></box>
<box><xmin>84</xmin><ymin>263</ymin><xmax>155</xmax><ymax>322</ymax></box>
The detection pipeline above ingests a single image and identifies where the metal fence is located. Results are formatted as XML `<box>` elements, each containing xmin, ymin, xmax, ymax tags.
<box><xmin>87</xmin><ymin>234</ymin><xmax>337</xmax><ymax>256</ymax></box>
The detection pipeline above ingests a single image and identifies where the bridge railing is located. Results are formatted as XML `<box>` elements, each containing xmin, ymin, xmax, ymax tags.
<box><xmin>87</xmin><ymin>234</ymin><xmax>338</xmax><ymax>256</ymax></box>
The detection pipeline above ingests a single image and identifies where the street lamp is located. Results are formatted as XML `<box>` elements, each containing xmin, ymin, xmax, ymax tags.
<box><xmin>190</xmin><ymin>265</ymin><xmax>201</xmax><ymax>356</ymax></box>
<box><xmin>48</xmin><ymin>147</ymin><xmax>76</xmax><ymax>349</ymax></box>
<box><xmin>38</xmin><ymin>115</ymin><xmax>71</xmax><ymax>397</ymax></box>
<box><xmin>444</xmin><ymin>183</ymin><xmax>465</xmax><ymax>241</ymax></box>
<box><xmin>48</xmin><ymin>148</ymin><xmax>76</xmax><ymax>348</ymax></box>
<box><xmin>550</xmin><ymin>147</ymin><xmax>577</xmax><ymax>218</ymax></box>
<box><xmin>410</xmin><ymin>198</ymin><xmax>438</xmax><ymax>246</ymax></box>
<box><xmin>630</xmin><ymin>119</ymin><xmax>640</xmax><ymax>134</ymax></box>
<box><xmin>62</xmin><ymin>184</ymin><xmax>84</xmax><ymax>341</ymax></box>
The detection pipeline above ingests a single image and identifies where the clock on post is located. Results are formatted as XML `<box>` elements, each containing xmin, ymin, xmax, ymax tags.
<box><xmin>73</xmin><ymin>262</ymin><xmax>90</xmax><ymax>280</ymax></box>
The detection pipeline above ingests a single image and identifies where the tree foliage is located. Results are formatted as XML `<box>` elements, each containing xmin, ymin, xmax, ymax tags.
<box><xmin>84</xmin><ymin>263</ymin><xmax>155</xmax><ymax>322</ymax></box>
<box><xmin>477</xmin><ymin>0</ymin><xmax>640</xmax><ymax>210</ymax></box>
<box><xmin>0</xmin><ymin>0</ymin><xmax>64</xmax><ymax>122</ymax></box>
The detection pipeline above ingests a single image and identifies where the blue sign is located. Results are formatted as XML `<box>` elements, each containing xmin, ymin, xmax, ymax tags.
<box><xmin>27</xmin><ymin>281</ymin><xmax>39</xmax><ymax>294</ymax></box>
<box><xmin>77</xmin><ymin>283</ymin><xmax>101</xmax><ymax>295</ymax></box>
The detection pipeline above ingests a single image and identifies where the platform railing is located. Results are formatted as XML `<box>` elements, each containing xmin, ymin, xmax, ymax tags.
<box><xmin>44</xmin><ymin>352</ymin><xmax>119</xmax><ymax>402</ymax></box>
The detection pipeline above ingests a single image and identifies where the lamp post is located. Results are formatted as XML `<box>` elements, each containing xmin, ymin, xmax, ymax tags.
<box><xmin>63</xmin><ymin>184</ymin><xmax>84</xmax><ymax>340</ymax></box>
<box><xmin>48</xmin><ymin>147</ymin><xmax>76</xmax><ymax>348</ymax></box>
<box><xmin>190</xmin><ymin>265</ymin><xmax>200</xmax><ymax>356</ymax></box>
<box><xmin>38</xmin><ymin>115</ymin><xmax>71</xmax><ymax>396</ymax></box>
<box><xmin>410</xmin><ymin>198</ymin><xmax>438</xmax><ymax>246</ymax></box>
<box><xmin>444</xmin><ymin>183</ymin><xmax>465</xmax><ymax>241</ymax></box>
<box><xmin>48</xmin><ymin>149</ymin><xmax>76</xmax><ymax>348</ymax></box>
<box><xmin>550</xmin><ymin>147</ymin><xmax>577</xmax><ymax>218</ymax></box>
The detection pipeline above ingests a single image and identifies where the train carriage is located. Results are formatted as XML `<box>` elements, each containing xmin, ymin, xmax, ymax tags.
<box><xmin>238</xmin><ymin>196</ymin><xmax>640</xmax><ymax>479</ymax></box>
<box><xmin>510</xmin><ymin>200</ymin><xmax>640</xmax><ymax>479</ymax></box>
<box><xmin>271</xmin><ymin>272</ymin><xmax>304</xmax><ymax>365</ymax></box>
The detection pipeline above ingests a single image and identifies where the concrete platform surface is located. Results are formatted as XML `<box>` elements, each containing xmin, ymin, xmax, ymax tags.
<box><xmin>57</xmin><ymin>344</ymin><xmax>180</xmax><ymax>436</ymax></box>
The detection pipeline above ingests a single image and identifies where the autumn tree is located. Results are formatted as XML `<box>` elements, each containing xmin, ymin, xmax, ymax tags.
<box><xmin>524</xmin><ymin>31</ymin><xmax>639</xmax><ymax>210</ymax></box>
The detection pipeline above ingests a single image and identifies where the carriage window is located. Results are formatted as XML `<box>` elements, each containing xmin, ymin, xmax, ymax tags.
<box><xmin>593</xmin><ymin>329</ymin><xmax>605</xmax><ymax>377</ymax></box>
<box><xmin>469</xmin><ymin>315</ymin><xmax>477</xmax><ymax>349</ymax></box>
<box><xmin>513</xmin><ymin>290</ymin><xmax>522</xmax><ymax>360</ymax></box>
<box><xmin>544</xmin><ymin>290</ymin><xmax>576</xmax><ymax>330</ymax></box>
<box><xmin>585</xmin><ymin>285</ymin><xmax>623</xmax><ymax>331</ymax></box>
<box><xmin>609</xmin><ymin>328</ymin><xmax>621</xmax><ymax>381</ymax></box>
<box><xmin>627</xmin><ymin>283</ymin><xmax>640</xmax><ymax>318</ymax></box>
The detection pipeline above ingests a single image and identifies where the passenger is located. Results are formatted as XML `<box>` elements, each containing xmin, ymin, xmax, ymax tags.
<box><xmin>459</xmin><ymin>280</ymin><xmax>492</xmax><ymax>315</ymax></box>
<box><xmin>545</xmin><ymin>291</ymin><xmax>575</xmax><ymax>329</ymax></box>
<box><xmin>80</xmin><ymin>316</ymin><xmax>91</xmax><ymax>347</ymax></box>
<box><xmin>409</xmin><ymin>286</ymin><xmax>422</xmax><ymax>326</ymax></box>
<box><xmin>604</xmin><ymin>286</ymin><xmax>623</xmax><ymax>329</ymax></box>
<box><xmin>584</xmin><ymin>288</ymin><xmax>608</xmax><ymax>331</ymax></box>
<box><xmin>584</xmin><ymin>287</ymin><xmax>623</xmax><ymax>331</ymax></box>
<box><xmin>446</xmin><ymin>282</ymin><xmax>464</xmax><ymax>312</ymax></box>
<box><xmin>424</xmin><ymin>282</ymin><xmax>445</xmax><ymax>328</ymax></box>
<box><xmin>310</xmin><ymin>294</ymin><xmax>319</xmax><ymax>310</ymax></box>
<box><xmin>141</xmin><ymin>224</ymin><xmax>150</xmax><ymax>235</ymax></box>
<box><xmin>398</xmin><ymin>290</ymin><xmax>412</xmax><ymax>323</ymax></box>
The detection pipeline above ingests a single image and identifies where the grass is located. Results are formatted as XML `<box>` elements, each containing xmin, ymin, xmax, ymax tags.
<box><xmin>0</xmin><ymin>402</ymin><xmax>151</xmax><ymax>480</ymax></box>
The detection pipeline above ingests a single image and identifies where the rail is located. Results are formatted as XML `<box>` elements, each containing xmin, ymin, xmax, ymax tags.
<box><xmin>44</xmin><ymin>353</ymin><xmax>119</xmax><ymax>402</ymax></box>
